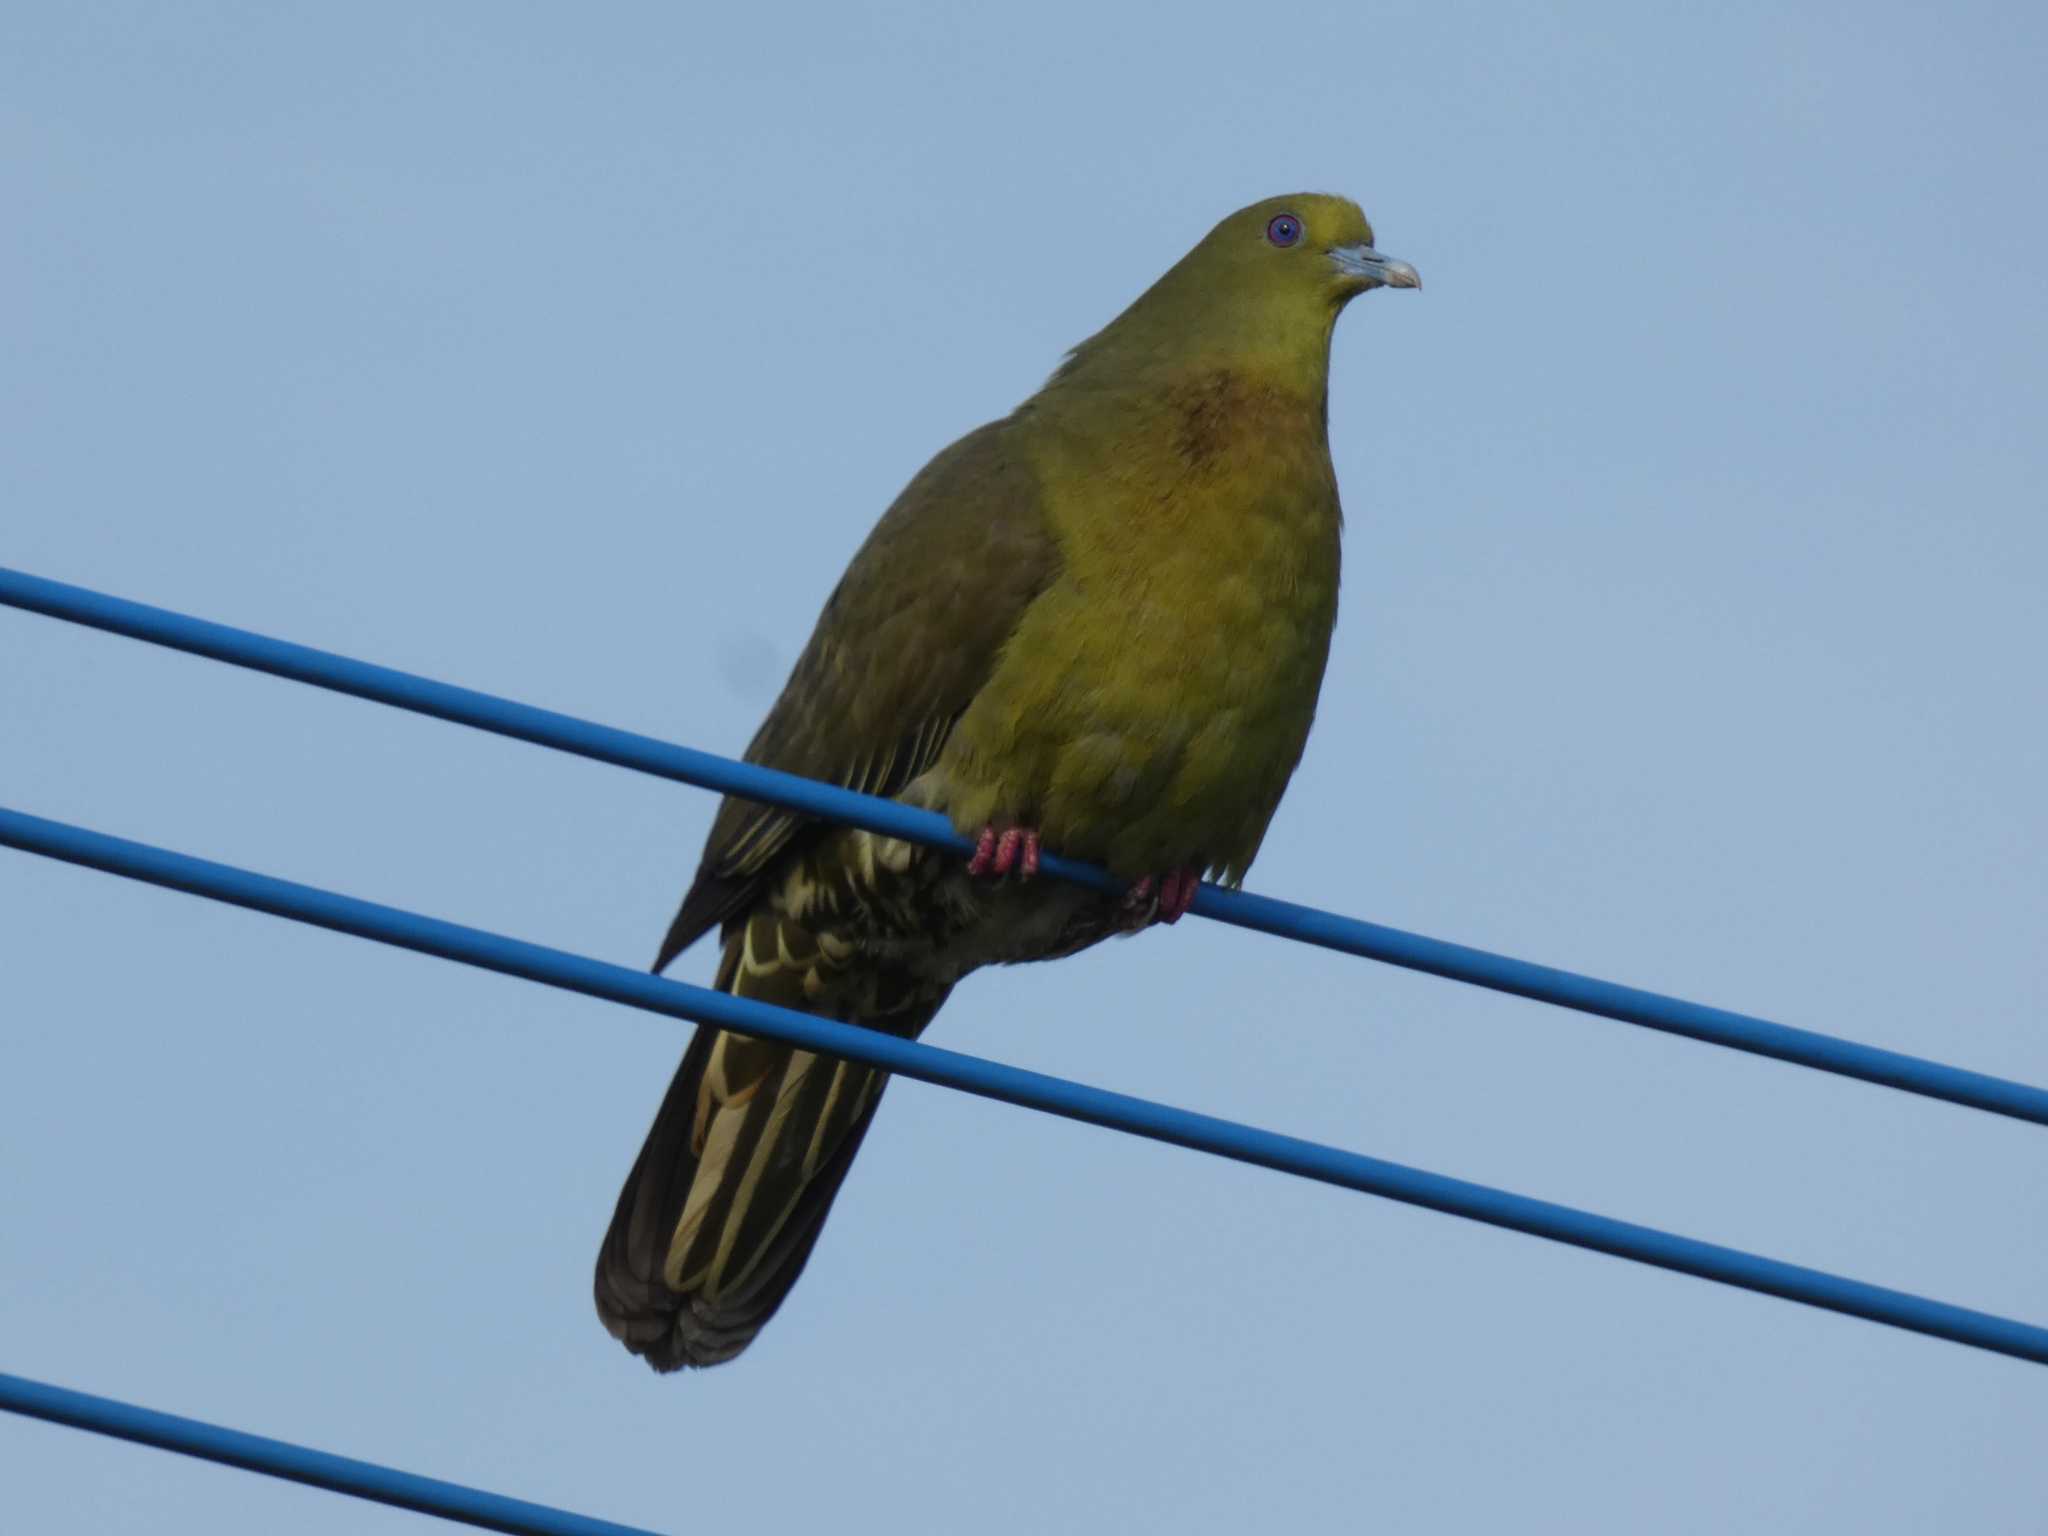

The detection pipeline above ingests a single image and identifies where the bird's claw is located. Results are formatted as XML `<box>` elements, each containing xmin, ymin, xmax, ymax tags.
<box><xmin>1122</xmin><ymin>865</ymin><xmax>1202</xmax><ymax>927</ymax></box>
<box><xmin>966</xmin><ymin>824</ymin><xmax>1040</xmax><ymax>881</ymax></box>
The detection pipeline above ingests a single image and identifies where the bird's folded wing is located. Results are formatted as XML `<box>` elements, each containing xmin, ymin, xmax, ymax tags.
<box><xmin>654</xmin><ymin>420</ymin><xmax>1060</xmax><ymax>971</ymax></box>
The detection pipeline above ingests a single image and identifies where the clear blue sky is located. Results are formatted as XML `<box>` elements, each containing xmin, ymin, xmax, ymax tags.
<box><xmin>4</xmin><ymin>4</ymin><xmax>2045</xmax><ymax>1532</ymax></box>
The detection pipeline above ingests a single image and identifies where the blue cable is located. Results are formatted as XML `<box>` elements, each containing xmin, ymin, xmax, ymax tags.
<box><xmin>0</xmin><ymin>1371</ymin><xmax>663</xmax><ymax>1535</ymax></box>
<box><xmin>3</xmin><ymin>563</ymin><xmax>2044</xmax><ymax>1128</ymax></box>
<box><xmin>4</xmin><ymin>804</ymin><xmax>2044</xmax><ymax>1367</ymax></box>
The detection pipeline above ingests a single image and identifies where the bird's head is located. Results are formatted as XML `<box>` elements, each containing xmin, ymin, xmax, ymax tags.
<box><xmin>1053</xmin><ymin>193</ymin><xmax>1417</xmax><ymax>392</ymax></box>
<box><xmin>1190</xmin><ymin>193</ymin><xmax>1420</xmax><ymax>307</ymax></box>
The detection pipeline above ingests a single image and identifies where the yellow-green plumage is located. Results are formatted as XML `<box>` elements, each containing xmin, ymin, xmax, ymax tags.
<box><xmin>596</xmin><ymin>193</ymin><xmax>1415</xmax><ymax>1368</ymax></box>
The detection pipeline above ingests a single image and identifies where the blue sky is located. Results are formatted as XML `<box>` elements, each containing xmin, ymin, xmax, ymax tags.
<box><xmin>3</xmin><ymin>3</ymin><xmax>2045</xmax><ymax>1531</ymax></box>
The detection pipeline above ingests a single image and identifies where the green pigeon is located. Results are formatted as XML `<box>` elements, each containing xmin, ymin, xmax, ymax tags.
<box><xmin>595</xmin><ymin>193</ymin><xmax>1418</xmax><ymax>1368</ymax></box>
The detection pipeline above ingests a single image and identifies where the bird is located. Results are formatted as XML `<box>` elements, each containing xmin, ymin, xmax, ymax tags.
<box><xmin>594</xmin><ymin>193</ymin><xmax>1418</xmax><ymax>1369</ymax></box>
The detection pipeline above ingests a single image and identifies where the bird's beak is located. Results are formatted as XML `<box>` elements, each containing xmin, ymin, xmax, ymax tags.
<box><xmin>1329</xmin><ymin>244</ymin><xmax>1421</xmax><ymax>290</ymax></box>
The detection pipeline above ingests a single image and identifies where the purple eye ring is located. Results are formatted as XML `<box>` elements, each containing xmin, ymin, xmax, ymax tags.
<box><xmin>1266</xmin><ymin>213</ymin><xmax>1303</xmax><ymax>248</ymax></box>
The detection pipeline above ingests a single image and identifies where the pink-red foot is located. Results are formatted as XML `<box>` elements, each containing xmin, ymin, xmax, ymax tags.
<box><xmin>1157</xmin><ymin>866</ymin><xmax>1201</xmax><ymax>923</ymax></box>
<box><xmin>966</xmin><ymin>825</ymin><xmax>1041</xmax><ymax>880</ymax></box>
<box><xmin>1124</xmin><ymin>865</ymin><xmax>1203</xmax><ymax>926</ymax></box>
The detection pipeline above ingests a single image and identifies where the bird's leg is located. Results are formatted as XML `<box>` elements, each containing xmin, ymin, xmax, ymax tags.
<box><xmin>1120</xmin><ymin>865</ymin><xmax>1203</xmax><ymax>927</ymax></box>
<box><xmin>966</xmin><ymin>824</ymin><xmax>1041</xmax><ymax>881</ymax></box>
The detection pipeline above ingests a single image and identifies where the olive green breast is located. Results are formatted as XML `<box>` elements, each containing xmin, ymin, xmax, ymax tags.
<box><xmin>936</xmin><ymin>368</ymin><xmax>1342</xmax><ymax>882</ymax></box>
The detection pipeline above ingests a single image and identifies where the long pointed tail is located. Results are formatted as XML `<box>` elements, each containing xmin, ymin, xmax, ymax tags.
<box><xmin>594</xmin><ymin>915</ymin><xmax>942</xmax><ymax>1369</ymax></box>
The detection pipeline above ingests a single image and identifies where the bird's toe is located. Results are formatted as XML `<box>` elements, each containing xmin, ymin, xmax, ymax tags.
<box><xmin>966</xmin><ymin>824</ymin><xmax>1041</xmax><ymax>881</ymax></box>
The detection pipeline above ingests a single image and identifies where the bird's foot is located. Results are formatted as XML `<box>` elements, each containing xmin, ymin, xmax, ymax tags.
<box><xmin>966</xmin><ymin>824</ymin><xmax>1041</xmax><ymax>881</ymax></box>
<box><xmin>1122</xmin><ymin>865</ymin><xmax>1203</xmax><ymax>927</ymax></box>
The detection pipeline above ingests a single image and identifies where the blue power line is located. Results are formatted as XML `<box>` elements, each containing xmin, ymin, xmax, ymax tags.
<box><xmin>4</xmin><ymin>803</ymin><xmax>2045</xmax><ymax>1368</ymax></box>
<box><xmin>0</xmin><ymin>1371</ymin><xmax>664</xmax><ymax>1536</ymax></box>
<box><xmin>3</xmin><ymin>564</ymin><xmax>2044</xmax><ymax>1127</ymax></box>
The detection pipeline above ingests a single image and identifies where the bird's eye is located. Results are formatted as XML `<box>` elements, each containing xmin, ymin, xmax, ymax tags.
<box><xmin>1266</xmin><ymin>214</ymin><xmax>1303</xmax><ymax>248</ymax></box>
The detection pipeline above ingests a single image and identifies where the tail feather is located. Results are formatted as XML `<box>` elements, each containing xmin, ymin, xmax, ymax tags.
<box><xmin>594</xmin><ymin>918</ymin><xmax>942</xmax><ymax>1370</ymax></box>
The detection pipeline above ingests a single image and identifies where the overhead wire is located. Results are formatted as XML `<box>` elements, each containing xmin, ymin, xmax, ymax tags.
<box><xmin>4</xmin><ymin>803</ymin><xmax>2045</xmax><ymax>1369</ymax></box>
<box><xmin>0</xmin><ymin>1371</ymin><xmax>664</xmax><ymax>1536</ymax></box>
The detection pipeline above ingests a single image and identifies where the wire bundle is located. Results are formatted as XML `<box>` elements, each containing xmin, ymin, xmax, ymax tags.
<box><xmin>4</xmin><ymin>565</ymin><xmax>2043</xmax><ymax>1534</ymax></box>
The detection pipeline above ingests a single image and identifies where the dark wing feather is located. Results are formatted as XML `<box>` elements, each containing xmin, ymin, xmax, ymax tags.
<box><xmin>654</xmin><ymin>419</ymin><xmax>1057</xmax><ymax>971</ymax></box>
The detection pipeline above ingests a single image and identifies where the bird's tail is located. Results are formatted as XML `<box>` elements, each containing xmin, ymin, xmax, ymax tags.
<box><xmin>594</xmin><ymin>911</ymin><xmax>943</xmax><ymax>1369</ymax></box>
